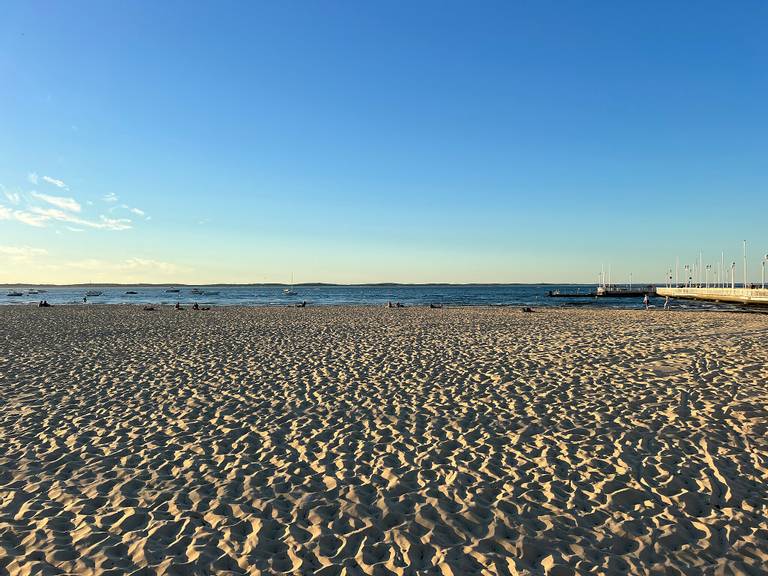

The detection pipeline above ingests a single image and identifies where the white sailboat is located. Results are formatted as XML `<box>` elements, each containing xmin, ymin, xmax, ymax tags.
<box><xmin>84</xmin><ymin>280</ymin><xmax>102</xmax><ymax>297</ymax></box>
<box><xmin>283</xmin><ymin>273</ymin><xmax>297</xmax><ymax>296</ymax></box>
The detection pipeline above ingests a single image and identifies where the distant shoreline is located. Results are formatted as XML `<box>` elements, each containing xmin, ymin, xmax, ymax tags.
<box><xmin>0</xmin><ymin>282</ymin><xmax>637</xmax><ymax>287</ymax></box>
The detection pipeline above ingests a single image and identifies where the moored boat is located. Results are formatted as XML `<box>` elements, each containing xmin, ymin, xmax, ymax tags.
<box><xmin>283</xmin><ymin>273</ymin><xmax>298</xmax><ymax>296</ymax></box>
<box><xmin>596</xmin><ymin>286</ymin><xmax>655</xmax><ymax>297</ymax></box>
<box><xmin>548</xmin><ymin>289</ymin><xmax>597</xmax><ymax>298</ymax></box>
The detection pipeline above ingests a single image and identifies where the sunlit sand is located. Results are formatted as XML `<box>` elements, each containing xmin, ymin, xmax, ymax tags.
<box><xmin>1</xmin><ymin>305</ymin><xmax>767</xmax><ymax>575</ymax></box>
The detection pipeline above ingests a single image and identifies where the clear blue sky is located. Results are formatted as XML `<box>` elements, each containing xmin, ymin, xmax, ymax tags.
<box><xmin>1</xmin><ymin>1</ymin><xmax>766</xmax><ymax>283</ymax></box>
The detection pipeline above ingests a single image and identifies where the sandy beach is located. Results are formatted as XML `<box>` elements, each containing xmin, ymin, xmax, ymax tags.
<box><xmin>1</xmin><ymin>305</ymin><xmax>767</xmax><ymax>575</ymax></box>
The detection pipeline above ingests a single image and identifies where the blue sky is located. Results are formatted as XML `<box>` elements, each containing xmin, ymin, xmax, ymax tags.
<box><xmin>1</xmin><ymin>1</ymin><xmax>766</xmax><ymax>283</ymax></box>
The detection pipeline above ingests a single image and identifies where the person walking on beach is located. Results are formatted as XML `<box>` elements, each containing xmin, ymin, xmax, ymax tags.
<box><xmin>643</xmin><ymin>294</ymin><xmax>650</xmax><ymax>310</ymax></box>
<box><xmin>664</xmin><ymin>296</ymin><xmax>670</xmax><ymax>310</ymax></box>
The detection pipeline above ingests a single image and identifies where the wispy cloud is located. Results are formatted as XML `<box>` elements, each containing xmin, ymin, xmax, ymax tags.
<box><xmin>0</xmin><ymin>245</ymin><xmax>48</xmax><ymax>260</ymax></box>
<box><xmin>42</xmin><ymin>175</ymin><xmax>69</xmax><ymax>190</ymax></box>
<box><xmin>112</xmin><ymin>202</ymin><xmax>149</xmax><ymax>219</ymax></box>
<box><xmin>1</xmin><ymin>203</ymin><xmax>48</xmax><ymax>227</ymax></box>
<box><xmin>31</xmin><ymin>192</ymin><xmax>81</xmax><ymax>213</ymax></box>
<box><xmin>3</xmin><ymin>175</ymin><xmax>140</xmax><ymax>232</ymax></box>
<box><xmin>123</xmin><ymin>257</ymin><xmax>182</xmax><ymax>273</ymax></box>
<box><xmin>5</xmin><ymin>206</ymin><xmax>131</xmax><ymax>230</ymax></box>
<box><xmin>28</xmin><ymin>207</ymin><xmax>78</xmax><ymax>224</ymax></box>
<box><xmin>96</xmin><ymin>215</ymin><xmax>132</xmax><ymax>230</ymax></box>
<box><xmin>1</xmin><ymin>185</ymin><xmax>21</xmax><ymax>205</ymax></box>
<box><xmin>62</xmin><ymin>257</ymin><xmax>184</xmax><ymax>274</ymax></box>
<box><xmin>28</xmin><ymin>207</ymin><xmax>133</xmax><ymax>231</ymax></box>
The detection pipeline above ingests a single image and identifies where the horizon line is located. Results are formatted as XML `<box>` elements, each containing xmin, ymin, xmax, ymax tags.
<box><xmin>1</xmin><ymin>281</ymin><xmax>654</xmax><ymax>287</ymax></box>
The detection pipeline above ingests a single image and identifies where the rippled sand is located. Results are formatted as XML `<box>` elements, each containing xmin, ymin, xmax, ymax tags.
<box><xmin>1</xmin><ymin>305</ymin><xmax>767</xmax><ymax>575</ymax></box>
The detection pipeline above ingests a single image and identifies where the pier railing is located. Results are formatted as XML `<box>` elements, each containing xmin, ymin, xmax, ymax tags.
<box><xmin>656</xmin><ymin>287</ymin><xmax>768</xmax><ymax>305</ymax></box>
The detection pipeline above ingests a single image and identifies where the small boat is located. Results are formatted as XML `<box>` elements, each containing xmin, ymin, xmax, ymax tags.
<box><xmin>125</xmin><ymin>291</ymin><xmax>138</xmax><ymax>295</ymax></box>
<box><xmin>165</xmin><ymin>288</ymin><xmax>180</xmax><ymax>293</ymax></box>
<box><xmin>7</xmin><ymin>291</ymin><xmax>23</xmax><ymax>297</ymax></box>
<box><xmin>283</xmin><ymin>273</ymin><xmax>298</xmax><ymax>296</ymax></box>
<box><xmin>85</xmin><ymin>290</ymin><xmax>102</xmax><ymax>297</ymax></box>
<box><xmin>596</xmin><ymin>285</ymin><xmax>655</xmax><ymax>298</ymax></box>
<box><xmin>28</xmin><ymin>289</ymin><xmax>40</xmax><ymax>295</ymax></box>
<box><xmin>548</xmin><ymin>289</ymin><xmax>597</xmax><ymax>298</ymax></box>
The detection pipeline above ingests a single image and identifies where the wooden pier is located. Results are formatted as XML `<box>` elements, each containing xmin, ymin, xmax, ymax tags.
<box><xmin>656</xmin><ymin>287</ymin><xmax>768</xmax><ymax>306</ymax></box>
<box><xmin>547</xmin><ymin>285</ymin><xmax>656</xmax><ymax>299</ymax></box>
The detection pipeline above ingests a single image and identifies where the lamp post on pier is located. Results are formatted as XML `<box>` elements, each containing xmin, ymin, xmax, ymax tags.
<box><xmin>762</xmin><ymin>254</ymin><xmax>768</xmax><ymax>289</ymax></box>
<box><xmin>676</xmin><ymin>257</ymin><xmax>679</xmax><ymax>287</ymax></box>
<box><xmin>731</xmin><ymin>262</ymin><xmax>736</xmax><ymax>289</ymax></box>
<box><xmin>721</xmin><ymin>251</ymin><xmax>725</xmax><ymax>288</ymax></box>
<box><xmin>705</xmin><ymin>264</ymin><xmax>711</xmax><ymax>288</ymax></box>
<box><xmin>743</xmin><ymin>240</ymin><xmax>747</xmax><ymax>288</ymax></box>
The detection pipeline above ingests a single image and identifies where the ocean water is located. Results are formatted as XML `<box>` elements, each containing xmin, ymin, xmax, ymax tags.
<box><xmin>0</xmin><ymin>284</ymin><xmax>742</xmax><ymax>310</ymax></box>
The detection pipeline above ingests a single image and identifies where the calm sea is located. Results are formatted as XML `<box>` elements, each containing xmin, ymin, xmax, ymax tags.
<box><xmin>0</xmin><ymin>284</ymin><xmax>735</xmax><ymax>310</ymax></box>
